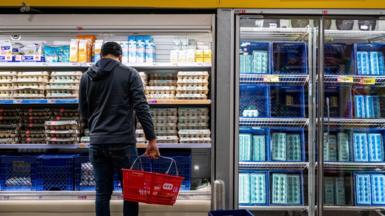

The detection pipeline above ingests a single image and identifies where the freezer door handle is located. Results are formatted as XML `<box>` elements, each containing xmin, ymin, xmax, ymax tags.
<box><xmin>213</xmin><ymin>179</ymin><xmax>226</xmax><ymax>210</ymax></box>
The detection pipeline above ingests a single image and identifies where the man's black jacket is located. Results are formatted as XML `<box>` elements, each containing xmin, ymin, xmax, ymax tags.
<box><xmin>79</xmin><ymin>58</ymin><xmax>156</xmax><ymax>144</ymax></box>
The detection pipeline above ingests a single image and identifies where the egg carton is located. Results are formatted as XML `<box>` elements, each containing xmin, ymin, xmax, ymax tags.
<box><xmin>0</xmin><ymin>137</ymin><xmax>18</xmax><ymax>144</ymax></box>
<box><xmin>178</xmin><ymin>107</ymin><xmax>209</xmax><ymax>115</ymax></box>
<box><xmin>0</xmin><ymin>124</ymin><xmax>19</xmax><ymax>130</ymax></box>
<box><xmin>47</xmin><ymin>83</ymin><xmax>79</xmax><ymax>89</ymax></box>
<box><xmin>176</xmin><ymin>87</ymin><xmax>209</xmax><ymax>95</ymax></box>
<box><xmin>0</xmin><ymin>92</ymin><xmax>12</xmax><ymax>99</ymax></box>
<box><xmin>146</xmin><ymin>94</ymin><xmax>175</xmax><ymax>99</ymax></box>
<box><xmin>0</xmin><ymin>83</ymin><xmax>13</xmax><ymax>90</ymax></box>
<box><xmin>368</xmin><ymin>133</ymin><xmax>384</xmax><ymax>162</ymax></box>
<box><xmin>45</xmin><ymin>120</ymin><xmax>79</xmax><ymax>130</ymax></box>
<box><xmin>178</xmin><ymin>129</ymin><xmax>211</xmax><ymax>137</ymax></box>
<box><xmin>371</xmin><ymin>174</ymin><xmax>385</xmax><ymax>205</ymax></box>
<box><xmin>338</xmin><ymin>132</ymin><xmax>350</xmax><ymax>162</ymax></box>
<box><xmin>45</xmin><ymin>129</ymin><xmax>80</xmax><ymax>135</ymax></box>
<box><xmin>46</xmin><ymin>92</ymin><xmax>78</xmax><ymax>99</ymax></box>
<box><xmin>178</xmin><ymin>122</ymin><xmax>209</xmax><ymax>130</ymax></box>
<box><xmin>46</xmin><ymin>137</ymin><xmax>79</xmax><ymax>144</ymax></box>
<box><xmin>179</xmin><ymin>137</ymin><xmax>212</xmax><ymax>143</ymax></box>
<box><xmin>353</xmin><ymin>133</ymin><xmax>369</xmax><ymax>162</ymax></box>
<box><xmin>176</xmin><ymin>94</ymin><xmax>207</xmax><ymax>99</ymax></box>
<box><xmin>20</xmin><ymin>133</ymin><xmax>46</xmax><ymax>139</ymax></box>
<box><xmin>20</xmin><ymin>109</ymin><xmax>51</xmax><ymax>116</ymax></box>
<box><xmin>12</xmin><ymin>89</ymin><xmax>45</xmax><ymax>98</ymax></box>
<box><xmin>17</xmin><ymin>72</ymin><xmax>49</xmax><ymax>77</ymax></box>
<box><xmin>152</xmin><ymin>118</ymin><xmax>178</xmax><ymax>125</ymax></box>
<box><xmin>355</xmin><ymin>174</ymin><xmax>372</xmax><ymax>205</ymax></box>
<box><xmin>149</xmin><ymin>73</ymin><xmax>177</xmax><ymax>81</ymax></box>
<box><xmin>148</xmin><ymin>80</ymin><xmax>176</xmax><ymax>86</ymax></box>
<box><xmin>177</xmin><ymin>78</ymin><xmax>209</xmax><ymax>84</ymax></box>
<box><xmin>51</xmin><ymin>71</ymin><xmax>83</xmax><ymax>77</ymax></box>
<box><xmin>0</xmin><ymin>131</ymin><xmax>17</xmax><ymax>138</ymax></box>
<box><xmin>12</xmin><ymin>83</ymin><xmax>47</xmax><ymax>89</ymax></box>
<box><xmin>49</xmin><ymin>78</ymin><xmax>81</xmax><ymax>84</ymax></box>
<box><xmin>150</xmin><ymin>108</ymin><xmax>178</xmax><ymax>116</ymax></box>
<box><xmin>13</xmin><ymin>77</ymin><xmax>49</xmax><ymax>83</ymax></box>
<box><xmin>21</xmin><ymin>118</ymin><xmax>48</xmax><ymax>124</ymax></box>
<box><xmin>178</xmin><ymin>115</ymin><xmax>210</xmax><ymax>123</ymax></box>
<box><xmin>20</xmin><ymin>137</ymin><xmax>47</xmax><ymax>144</ymax></box>
<box><xmin>177</xmin><ymin>71</ymin><xmax>209</xmax><ymax>78</ymax></box>
<box><xmin>80</xmin><ymin>136</ymin><xmax>90</xmax><ymax>143</ymax></box>
<box><xmin>154</xmin><ymin>130</ymin><xmax>178</xmax><ymax>136</ymax></box>
<box><xmin>157</xmin><ymin>136</ymin><xmax>179</xmax><ymax>143</ymax></box>
<box><xmin>250</xmin><ymin>173</ymin><xmax>267</xmax><ymax>204</ymax></box>
<box><xmin>0</xmin><ymin>71</ymin><xmax>17</xmax><ymax>76</ymax></box>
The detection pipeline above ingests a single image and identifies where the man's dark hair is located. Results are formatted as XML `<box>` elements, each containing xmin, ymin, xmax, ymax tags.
<box><xmin>101</xmin><ymin>42</ymin><xmax>123</xmax><ymax>57</ymax></box>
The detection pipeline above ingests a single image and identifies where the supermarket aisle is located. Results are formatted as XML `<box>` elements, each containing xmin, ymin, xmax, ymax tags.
<box><xmin>0</xmin><ymin>200</ymin><xmax>210</xmax><ymax>216</ymax></box>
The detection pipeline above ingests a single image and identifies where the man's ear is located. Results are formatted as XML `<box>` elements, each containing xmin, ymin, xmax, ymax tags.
<box><xmin>119</xmin><ymin>56</ymin><xmax>123</xmax><ymax>62</ymax></box>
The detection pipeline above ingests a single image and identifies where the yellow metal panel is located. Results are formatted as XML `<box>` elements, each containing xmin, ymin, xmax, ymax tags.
<box><xmin>0</xmin><ymin>0</ymin><xmax>219</xmax><ymax>8</ymax></box>
<box><xmin>220</xmin><ymin>0</ymin><xmax>385</xmax><ymax>9</ymax></box>
<box><xmin>1</xmin><ymin>0</ymin><xmax>385</xmax><ymax>9</ymax></box>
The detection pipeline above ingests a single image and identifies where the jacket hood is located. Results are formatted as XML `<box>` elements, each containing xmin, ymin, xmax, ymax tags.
<box><xmin>87</xmin><ymin>58</ymin><xmax>120</xmax><ymax>81</ymax></box>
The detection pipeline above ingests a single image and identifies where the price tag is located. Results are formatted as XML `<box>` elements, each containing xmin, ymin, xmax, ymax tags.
<box><xmin>337</xmin><ymin>75</ymin><xmax>354</xmax><ymax>83</ymax></box>
<box><xmin>263</xmin><ymin>75</ymin><xmax>280</xmax><ymax>83</ymax></box>
<box><xmin>359</xmin><ymin>77</ymin><xmax>376</xmax><ymax>85</ymax></box>
<box><xmin>79</xmin><ymin>143</ymin><xmax>88</xmax><ymax>148</ymax></box>
<box><xmin>148</xmin><ymin>99</ymin><xmax>157</xmax><ymax>104</ymax></box>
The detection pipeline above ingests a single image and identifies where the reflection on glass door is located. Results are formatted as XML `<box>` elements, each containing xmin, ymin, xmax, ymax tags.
<box><xmin>322</xmin><ymin>17</ymin><xmax>385</xmax><ymax>215</ymax></box>
<box><xmin>236</xmin><ymin>16</ymin><xmax>318</xmax><ymax>215</ymax></box>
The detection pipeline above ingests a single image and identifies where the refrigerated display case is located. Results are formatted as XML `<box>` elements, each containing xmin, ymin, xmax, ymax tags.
<box><xmin>235</xmin><ymin>15</ymin><xmax>318</xmax><ymax>214</ymax></box>
<box><xmin>227</xmin><ymin>9</ymin><xmax>385</xmax><ymax>216</ymax></box>
<box><xmin>0</xmin><ymin>14</ymin><xmax>214</xmax><ymax>205</ymax></box>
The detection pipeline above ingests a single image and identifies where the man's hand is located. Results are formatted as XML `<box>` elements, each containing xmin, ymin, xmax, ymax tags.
<box><xmin>145</xmin><ymin>139</ymin><xmax>160</xmax><ymax>159</ymax></box>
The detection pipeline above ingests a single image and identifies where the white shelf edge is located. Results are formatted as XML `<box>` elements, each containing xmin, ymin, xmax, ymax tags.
<box><xmin>240</xmin><ymin>205</ymin><xmax>308</xmax><ymax>211</ymax></box>
<box><xmin>0</xmin><ymin>143</ymin><xmax>211</xmax><ymax>149</ymax></box>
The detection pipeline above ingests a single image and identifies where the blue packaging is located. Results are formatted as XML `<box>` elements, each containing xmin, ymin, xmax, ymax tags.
<box><xmin>287</xmin><ymin>174</ymin><xmax>301</xmax><ymax>205</ymax></box>
<box><xmin>354</xmin><ymin>96</ymin><xmax>366</xmax><ymax>118</ymax></box>
<box><xmin>250</xmin><ymin>173</ymin><xmax>267</xmax><ymax>204</ymax></box>
<box><xmin>338</xmin><ymin>132</ymin><xmax>350</xmax><ymax>162</ymax></box>
<box><xmin>252</xmin><ymin>135</ymin><xmax>266</xmax><ymax>161</ymax></box>
<box><xmin>355</xmin><ymin>174</ymin><xmax>372</xmax><ymax>205</ymax></box>
<box><xmin>271</xmin><ymin>173</ymin><xmax>288</xmax><ymax>204</ymax></box>
<box><xmin>365</xmin><ymin>96</ymin><xmax>375</xmax><ymax>118</ymax></box>
<box><xmin>136</xmin><ymin>36</ymin><xmax>145</xmax><ymax>64</ymax></box>
<box><xmin>378</xmin><ymin>52</ymin><xmax>385</xmax><ymax>75</ymax></box>
<box><xmin>353</xmin><ymin>133</ymin><xmax>369</xmax><ymax>162</ymax></box>
<box><xmin>370</xmin><ymin>52</ymin><xmax>380</xmax><ymax>75</ymax></box>
<box><xmin>272</xmin><ymin>133</ymin><xmax>287</xmax><ymax>161</ymax></box>
<box><xmin>239</xmin><ymin>173</ymin><xmax>250</xmax><ymax>204</ymax></box>
<box><xmin>240</xmin><ymin>54</ymin><xmax>252</xmax><ymax>73</ymax></box>
<box><xmin>371</xmin><ymin>174</ymin><xmax>385</xmax><ymax>205</ymax></box>
<box><xmin>145</xmin><ymin>36</ymin><xmax>155</xmax><ymax>64</ymax></box>
<box><xmin>324</xmin><ymin>177</ymin><xmax>335</xmax><ymax>205</ymax></box>
<box><xmin>368</xmin><ymin>133</ymin><xmax>384</xmax><ymax>162</ymax></box>
<box><xmin>128</xmin><ymin>36</ymin><xmax>137</xmax><ymax>64</ymax></box>
<box><xmin>335</xmin><ymin>177</ymin><xmax>346</xmax><ymax>205</ymax></box>
<box><xmin>239</xmin><ymin>134</ymin><xmax>252</xmax><ymax>162</ymax></box>
<box><xmin>287</xmin><ymin>134</ymin><xmax>301</xmax><ymax>161</ymax></box>
<box><xmin>373</xmin><ymin>96</ymin><xmax>381</xmax><ymax>118</ymax></box>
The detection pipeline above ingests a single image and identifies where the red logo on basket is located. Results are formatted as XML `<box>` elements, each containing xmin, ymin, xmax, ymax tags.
<box><xmin>163</xmin><ymin>183</ymin><xmax>173</xmax><ymax>191</ymax></box>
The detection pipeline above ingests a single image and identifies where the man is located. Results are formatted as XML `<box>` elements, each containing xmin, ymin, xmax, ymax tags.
<box><xmin>79</xmin><ymin>42</ymin><xmax>159</xmax><ymax>216</ymax></box>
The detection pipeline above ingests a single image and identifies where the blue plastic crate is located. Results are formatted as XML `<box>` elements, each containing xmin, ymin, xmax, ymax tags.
<box><xmin>239</xmin><ymin>127</ymin><xmax>269</xmax><ymax>162</ymax></box>
<box><xmin>272</xmin><ymin>42</ymin><xmax>308</xmax><ymax>74</ymax></box>
<box><xmin>0</xmin><ymin>155</ymin><xmax>38</xmax><ymax>191</ymax></box>
<box><xmin>270</xmin><ymin>128</ymin><xmax>306</xmax><ymax>162</ymax></box>
<box><xmin>270</xmin><ymin>86</ymin><xmax>305</xmax><ymax>117</ymax></box>
<box><xmin>209</xmin><ymin>210</ymin><xmax>254</xmax><ymax>216</ymax></box>
<box><xmin>269</xmin><ymin>170</ymin><xmax>304</xmax><ymax>206</ymax></box>
<box><xmin>354</xmin><ymin>43</ymin><xmax>385</xmax><ymax>75</ymax></box>
<box><xmin>354</xmin><ymin>172</ymin><xmax>385</xmax><ymax>206</ymax></box>
<box><xmin>240</xmin><ymin>41</ymin><xmax>271</xmax><ymax>74</ymax></box>
<box><xmin>240</xmin><ymin>84</ymin><xmax>270</xmax><ymax>118</ymax></box>
<box><xmin>324</xmin><ymin>87</ymin><xmax>353</xmax><ymax>118</ymax></box>
<box><xmin>36</xmin><ymin>155</ymin><xmax>76</xmax><ymax>191</ymax></box>
<box><xmin>352</xmin><ymin>130</ymin><xmax>385</xmax><ymax>163</ymax></box>
<box><xmin>74</xmin><ymin>156</ymin><xmax>95</xmax><ymax>191</ymax></box>
<box><xmin>238</xmin><ymin>171</ymin><xmax>269</xmax><ymax>206</ymax></box>
<box><xmin>324</xmin><ymin>43</ymin><xmax>354</xmax><ymax>75</ymax></box>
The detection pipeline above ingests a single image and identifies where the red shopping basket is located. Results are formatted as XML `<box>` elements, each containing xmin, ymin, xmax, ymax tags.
<box><xmin>122</xmin><ymin>155</ymin><xmax>184</xmax><ymax>205</ymax></box>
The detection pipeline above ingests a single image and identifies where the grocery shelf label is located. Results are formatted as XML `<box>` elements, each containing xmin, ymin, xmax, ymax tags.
<box><xmin>337</xmin><ymin>76</ymin><xmax>354</xmax><ymax>83</ymax></box>
<box><xmin>359</xmin><ymin>77</ymin><xmax>376</xmax><ymax>85</ymax></box>
<box><xmin>148</xmin><ymin>99</ymin><xmax>158</xmax><ymax>104</ymax></box>
<box><xmin>263</xmin><ymin>75</ymin><xmax>280</xmax><ymax>83</ymax></box>
<box><xmin>79</xmin><ymin>143</ymin><xmax>88</xmax><ymax>148</ymax></box>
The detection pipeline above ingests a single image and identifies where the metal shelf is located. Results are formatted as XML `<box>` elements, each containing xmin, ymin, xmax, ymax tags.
<box><xmin>0</xmin><ymin>62</ymin><xmax>212</xmax><ymax>70</ymax></box>
<box><xmin>325</xmin><ymin>118</ymin><xmax>385</xmax><ymax>128</ymax></box>
<box><xmin>324</xmin><ymin>75</ymin><xmax>385</xmax><ymax>86</ymax></box>
<box><xmin>0</xmin><ymin>143</ymin><xmax>212</xmax><ymax>149</ymax></box>
<box><xmin>323</xmin><ymin>206</ymin><xmax>385</xmax><ymax>211</ymax></box>
<box><xmin>240</xmin><ymin>27</ymin><xmax>310</xmax><ymax>41</ymax></box>
<box><xmin>239</xmin><ymin>162</ymin><xmax>309</xmax><ymax>170</ymax></box>
<box><xmin>240</xmin><ymin>205</ymin><xmax>308</xmax><ymax>212</ymax></box>
<box><xmin>325</xmin><ymin>29</ymin><xmax>385</xmax><ymax>41</ymax></box>
<box><xmin>0</xmin><ymin>190</ymin><xmax>210</xmax><ymax>201</ymax></box>
<box><xmin>0</xmin><ymin>99</ymin><xmax>211</xmax><ymax>106</ymax></box>
<box><xmin>323</xmin><ymin>162</ymin><xmax>385</xmax><ymax>170</ymax></box>
<box><xmin>240</xmin><ymin>118</ymin><xmax>309</xmax><ymax>128</ymax></box>
<box><xmin>240</xmin><ymin>74</ymin><xmax>309</xmax><ymax>85</ymax></box>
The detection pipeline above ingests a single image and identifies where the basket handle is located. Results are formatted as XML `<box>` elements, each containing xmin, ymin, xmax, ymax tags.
<box><xmin>130</xmin><ymin>154</ymin><xmax>179</xmax><ymax>176</ymax></box>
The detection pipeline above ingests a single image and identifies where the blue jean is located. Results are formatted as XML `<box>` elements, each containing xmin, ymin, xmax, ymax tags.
<box><xmin>89</xmin><ymin>144</ymin><xmax>139</xmax><ymax>216</ymax></box>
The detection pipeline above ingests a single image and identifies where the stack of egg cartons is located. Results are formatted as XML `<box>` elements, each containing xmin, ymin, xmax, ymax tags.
<box><xmin>151</xmin><ymin>108</ymin><xmax>178</xmax><ymax>143</ymax></box>
<box><xmin>239</xmin><ymin>172</ymin><xmax>267</xmax><ymax>205</ymax></box>
<box><xmin>176</xmin><ymin>71</ymin><xmax>209</xmax><ymax>99</ymax></box>
<box><xmin>47</xmin><ymin>71</ymin><xmax>82</xmax><ymax>98</ymax></box>
<box><xmin>0</xmin><ymin>72</ymin><xmax>16</xmax><ymax>99</ymax></box>
<box><xmin>357</xmin><ymin>51</ymin><xmax>385</xmax><ymax>75</ymax></box>
<box><xmin>50</xmin><ymin>108</ymin><xmax>79</xmax><ymax>121</ymax></box>
<box><xmin>239</xmin><ymin>133</ymin><xmax>266</xmax><ymax>162</ymax></box>
<box><xmin>271</xmin><ymin>132</ymin><xmax>302</xmax><ymax>161</ymax></box>
<box><xmin>45</xmin><ymin>120</ymin><xmax>79</xmax><ymax>144</ymax></box>
<box><xmin>146</xmin><ymin>73</ymin><xmax>176</xmax><ymax>99</ymax></box>
<box><xmin>271</xmin><ymin>173</ymin><xmax>302</xmax><ymax>205</ymax></box>
<box><xmin>324</xmin><ymin>176</ymin><xmax>346</xmax><ymax>205</ymax></box>
<box><xmin>12</xmin><ymin>71</ymin><xmax>49</xmax><ymax>99</ymax></box>
<box><xmin>355</xmin><ymin>173</ymin><xmax>385</xmax><ymax>205</ymax></box>
<box><xmin>0</xmin><ymin>109</ymin><xmax>19</xmax><ymax>144</ymax></box>
<box><xmin>353</xmin><ymin>132</ymin><xmax>384</xmax><ymax>162</ymax></box>
<box><xmin>178</xmin><ymin>107</ymin><xmax>211</xmax><ymax>144</ymax></box>
<box><xmin>19</xmin><ymin>108</ymin><xmax>51</xmax><ymax>144</ymax></box>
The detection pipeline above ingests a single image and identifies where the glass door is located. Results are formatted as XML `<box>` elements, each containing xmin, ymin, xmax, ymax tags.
<box><xmin>235</xmin><ymin>15</ymin><xmax>319</xmax><ymax>215</ymax></box>
<box><xmin>321</xmin><ymin>16</ymin><xmax>385</xmax><ymax>215</ymax></box>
